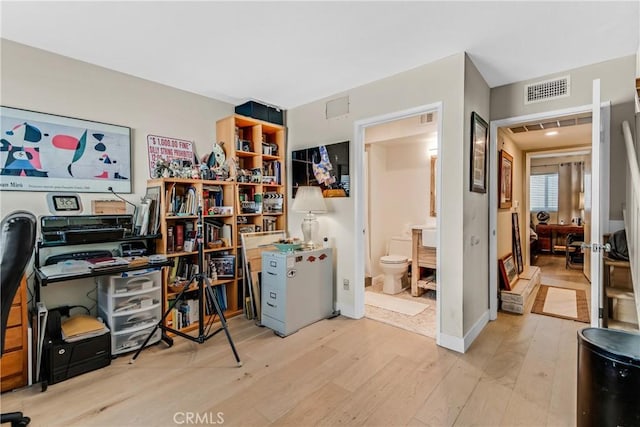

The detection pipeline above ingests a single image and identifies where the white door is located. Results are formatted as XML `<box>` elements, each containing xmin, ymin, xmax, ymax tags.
<box><xmin>588</xmin><ymin>79</ymin><xmax>603</xmax><ymax>327</ymax></box>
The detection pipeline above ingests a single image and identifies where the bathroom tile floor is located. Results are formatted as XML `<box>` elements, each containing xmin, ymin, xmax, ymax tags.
<box><xmin>365</xmin><ymin>279</ymin><xmax>437</xmax><ymax>339</ymax></box>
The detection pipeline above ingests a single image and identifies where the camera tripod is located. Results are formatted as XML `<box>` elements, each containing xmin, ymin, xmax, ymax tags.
<box><xmin>130</xmin><ymin>205</ymin><xmax>242</xmax><ymax>367</ymax></box>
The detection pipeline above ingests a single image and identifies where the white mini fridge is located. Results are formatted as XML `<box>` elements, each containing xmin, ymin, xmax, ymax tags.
<box><xmin>261</xmin><ymin>248</ymin><xmax>334</xmax><ymax>337</ymax></box>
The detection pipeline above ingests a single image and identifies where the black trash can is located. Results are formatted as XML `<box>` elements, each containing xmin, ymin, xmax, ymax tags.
<box><xmin>577</xmin><ymin>327</ymin><xmax>640</xmax><ymax>427</ymax></box>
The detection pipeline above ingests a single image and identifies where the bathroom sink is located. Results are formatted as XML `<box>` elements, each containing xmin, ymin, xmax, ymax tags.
<box><xmin>421</xmin><ymin>228</ymin><xmax>437</xmax><ymax>247</ymax></box>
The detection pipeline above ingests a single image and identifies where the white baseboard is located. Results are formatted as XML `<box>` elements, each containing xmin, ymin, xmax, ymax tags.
<box><xmin>463</xmin><ymin>310</ymin><xmax>490</xmax><ymax>352</ymax></box>
<box><xmin>437</xmin><ymin>310</ymin><xmax>490</xmax><ymax>354</ymax></box>
<box><xmin>337</xmin><ymin>302</ymin><xmax>361</xmax><ymax>319</ymax></box>
<box><xmin>437</xmin><ymin>332</ymin><xmax>465</xmax><ymax>353</ymax></box>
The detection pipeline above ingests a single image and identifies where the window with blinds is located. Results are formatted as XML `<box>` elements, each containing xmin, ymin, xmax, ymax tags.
<box><xmin>530</xmin><ymin>173</ymin><xmax>558</xmax><ymax>212</ymax></box>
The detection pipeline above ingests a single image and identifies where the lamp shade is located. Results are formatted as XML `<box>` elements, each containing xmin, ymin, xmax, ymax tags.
<box><xmin>291</xmin><ymin>186</ymin><xmax>327</xmax><ymax>213</ymax></box>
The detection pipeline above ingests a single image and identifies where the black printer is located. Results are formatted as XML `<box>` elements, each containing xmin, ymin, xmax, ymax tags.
<box><xmin>42</xmin><ymin>308</ymin><xmax>111</xmax><ymax>385</ymax></box>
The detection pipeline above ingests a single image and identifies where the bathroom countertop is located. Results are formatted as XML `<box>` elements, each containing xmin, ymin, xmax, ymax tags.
<box><xmin>410</xmin><ymin>224</ymin><xmax>436</xmax><ymax>230</ymax></box>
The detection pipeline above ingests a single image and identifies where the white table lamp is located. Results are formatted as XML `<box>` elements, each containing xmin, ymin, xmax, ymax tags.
<box><xmin>291</xmin><ymin>186</ymin><xmax>327</xmax><ymax>248</ymax></box>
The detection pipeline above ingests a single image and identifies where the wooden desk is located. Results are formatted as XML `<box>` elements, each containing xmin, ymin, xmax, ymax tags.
<box><xmin>535</xmin><ymin>224</ymin><xmax>583</xmax><ymax>254</ymax></box>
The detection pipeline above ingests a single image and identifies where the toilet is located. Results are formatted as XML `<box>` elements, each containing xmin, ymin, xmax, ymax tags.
<box><xmin>379</xmin><ymin>236</ymin><xmax>412</xmax><ymax>294</ymax></box>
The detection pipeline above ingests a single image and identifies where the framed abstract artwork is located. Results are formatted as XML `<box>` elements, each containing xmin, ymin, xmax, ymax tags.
<box><xmin>0</xmin><ymin>106</ymin><xmax>131</xmax><ymax>193</ymax></box>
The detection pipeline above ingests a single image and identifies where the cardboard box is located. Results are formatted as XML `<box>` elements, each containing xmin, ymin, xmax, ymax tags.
<box><xmin>91</xmin><ymin>200</ymin><xmax>126</xmax><ymax>214</ymax></box>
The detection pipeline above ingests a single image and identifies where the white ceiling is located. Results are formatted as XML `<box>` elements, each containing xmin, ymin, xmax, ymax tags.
<box><xmin>1</xmin><ymin>1</ymin><xmax>638</xmax><ymax>109</ymax></box>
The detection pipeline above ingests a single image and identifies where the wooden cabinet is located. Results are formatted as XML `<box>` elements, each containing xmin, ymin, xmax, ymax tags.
<box><xmin>216</xmin><ymin>114</ymin><xmax>287</xmax><ymax>239</ymax></box>
<box><xmin>536</xmin><ymin>224</ymin><xmax>552</xmax><ymax>252</ymax></box>
<box><xmin>1</xmin><ymin>276</ymin><xmax>28</xmax><ymax>392</ymax></box>
<box><xmin>411</xmin><ymin>228</ymin><xmax>437</xmax><ymax>297</ymax></box>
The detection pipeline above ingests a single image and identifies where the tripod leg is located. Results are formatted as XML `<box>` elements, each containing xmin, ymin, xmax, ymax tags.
<box><xmin>204</xmin><ymin>278</ymin><xmax>242</xmax><ymax>367</ymax></box>
<box><xmin>130</xmin><ymin>275</ymin><xmax>195</xmax><ymax>363</ymax></box>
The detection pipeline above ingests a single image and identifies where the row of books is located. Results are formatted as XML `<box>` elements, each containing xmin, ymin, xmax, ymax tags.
<box><xmin>167</xmin><ymin>285</ymin><xmax>228</xmax><ymax>330</ymax></box>
<box><xmin>202</xmin><ymin>185</ymin><xmax>224</xmax><ymax>212</ymax></box>
<box><xmin>168</xmin><ymin>257</ymin><xmax>200</xmax><ymax>283</ymax></box>
<box><xmin>168</xmin><ymin>253</ymin><xmax>235</xmax><ymax>284</ymax></box>
<box><xmin>167</xmin><ymin>185</ymin><xmax>198</xmax><ymax>215</ymax></box>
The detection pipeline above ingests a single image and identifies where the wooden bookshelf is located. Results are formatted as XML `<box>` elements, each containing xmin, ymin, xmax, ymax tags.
<box><xmin>147</xmin><ymin>177</ymin><xmax>241</xmax><ymax>334</ymax></box>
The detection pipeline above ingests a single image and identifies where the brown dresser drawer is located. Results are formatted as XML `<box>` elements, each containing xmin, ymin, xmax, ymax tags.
<box><xmin>1</xmin><ymin>374</ymin><xmax>26</xmax><ymax>393</ymax></box>
<box><xmin>1</xmin><ymin>275</ymin><xmax>28</xmax><ymax>392</ymax></box>
<box><xmin>3</xmin><ymin>325</ymin><xmax>23</xmax><ymax>352</ymax></box>
<box><xmin>6</xmin><ymin>305</ymin><xmax>22</xmax><ymax>327</ymax></box>
<box><xmin>0</xmin><ymin>350</ymin><xmax>24</xmax><ymax>379</ymax></box>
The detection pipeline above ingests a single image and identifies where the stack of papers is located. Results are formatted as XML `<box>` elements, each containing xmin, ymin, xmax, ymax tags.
<box><xmin>61</xmin><ymin>315</ymin><xmax>109</xmax><ymax>342</ymax></box>
<box><xmin>87</xmin><ymin>256</ymin><xmax>130</xmax><ymax>270</ymax></box>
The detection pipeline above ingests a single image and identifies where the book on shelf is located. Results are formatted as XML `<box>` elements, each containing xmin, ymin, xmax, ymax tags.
<box><xmin>175</xmin><ymin>223</ymin><xmax>185</xmax><ymax>251</ymax></box>
<box><xmin>205</xmin><ymin>284</ymin><xmax>227</xmax><ymax>313</ymax></box>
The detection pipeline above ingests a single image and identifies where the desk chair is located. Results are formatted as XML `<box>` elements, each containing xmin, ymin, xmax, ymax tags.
<box><xmin>1</xmin><ymin>211</ymin><xmax>36</xmax><ymax>427</ymax></box>
<box><xmin>565</xmin><ymin>232</ymin><xmax>584</xmax><ymax>269</ymax></box>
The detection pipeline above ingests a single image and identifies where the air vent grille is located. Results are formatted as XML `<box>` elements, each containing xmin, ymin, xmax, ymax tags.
<box><xmin>420</xmin><ymin>112</ymin><xmax>434</xmax><ymax>124</ymax></box>
<box><xmin>524</xmin><ymin>76</ymin><xmax>570</xmax><ymax>104</ymax></box>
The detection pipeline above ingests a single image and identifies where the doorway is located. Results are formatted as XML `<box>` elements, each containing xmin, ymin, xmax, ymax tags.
<box><xmin>489</xmin><ymin>102</ymin><xmax>610</xmax><ymax>324</ymax></box>
<box><xmin>353</xmin><ymin>102</ymin><xmax>443</xmax><ymax>342</ymax></box>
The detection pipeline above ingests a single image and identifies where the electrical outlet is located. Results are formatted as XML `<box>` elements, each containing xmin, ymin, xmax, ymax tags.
<box><xmin>343</xmin><ymin>279</ymin><xmax>349</xmax><ymax>290</ymax></box>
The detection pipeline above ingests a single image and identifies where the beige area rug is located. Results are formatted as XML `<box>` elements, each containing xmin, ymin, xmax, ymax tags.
<box><xmin>364</xmin><ymin>289</ymin><xmax>436</xmax><ymax>339</ymax></box>
<box><xmin>531</xmin><ymin>284</ymin><xmax>590</xmax><ymax>323</ymax></box>
<box><xmin>365</xmin><ymin>291</ymin><xmax>428</xmax><ymax>315</ymax></box>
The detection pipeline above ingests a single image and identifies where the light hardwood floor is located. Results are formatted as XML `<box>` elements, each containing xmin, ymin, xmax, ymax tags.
<box><xmin>1</xmin><ymin>256</ymin><xmax>589</xmax><ymax>426</ymax></box>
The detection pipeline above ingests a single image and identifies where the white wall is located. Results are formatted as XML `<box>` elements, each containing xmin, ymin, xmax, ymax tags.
<box><xmin>288</xmin><ymin>53</ymin><xmax>467</xmax><ymax>340</ymax></box>
<box><xmin>368</xmin><ymin>141</ymin><xmax>430</xmax><ymax>278</ymax></box>
<box><xmin>1</xmin><ymin>40</ymin><xmax>234</xmax><ymax>310</ymax></box>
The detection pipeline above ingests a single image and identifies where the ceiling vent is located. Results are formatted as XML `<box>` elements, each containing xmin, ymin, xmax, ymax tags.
<box><xmin>508</xmin><ymin>114</ymin><xmax>591</xmax><ymax>135</ymax></box>
<box><xmin>326</xmin><ymin>96</ymin><xmax>349</xmax><ymax>119</ymax></box>
<box><xmin>419</xmin><ymin>112</ymin><xmax>434</xmax><ymax>124</ymax></box>
<box><xmin>524</xmin><ymin>76</ymin><xmax>570</xmax><ymax>104</ymax></box>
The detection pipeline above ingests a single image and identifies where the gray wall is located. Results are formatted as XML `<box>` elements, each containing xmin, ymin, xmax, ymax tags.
<box><xmin>491</xmin><ymin>55</ymin><xmax>637</xmax><ymax>221</ymax></box>
<box><xmin>462</xmin><ymin>54</ymin><xmax>491</xmax><ymax>334</ymax></box>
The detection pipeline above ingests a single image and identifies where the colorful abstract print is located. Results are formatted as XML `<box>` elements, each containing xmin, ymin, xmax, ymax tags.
<box><xmin>0</xmin><ymin>108</ymin><xmax>130</xmax><ymax>192</ymax></box>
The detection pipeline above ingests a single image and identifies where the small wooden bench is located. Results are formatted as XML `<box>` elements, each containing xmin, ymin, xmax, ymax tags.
<box><xmin>501</xmin><ymin>266</ymin><xmax>541</xmax><ymax>314</ymax></box>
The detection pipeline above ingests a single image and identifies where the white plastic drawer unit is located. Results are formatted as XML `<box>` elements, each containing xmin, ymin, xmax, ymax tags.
<box><xmin>109</xmin><ymin>309</ymin><xmax>159</xmax><ymax>333</ymax></box>
<box><xmin>97</xmin><ymin>268</ymin><xmax>162</xmax><ymax>355</ymax></box>
<box><xmin>114</xmin><ymin>325</ymin><xmax>161</xmax><ymax>354</ymax></box>
<box><xmin>98</xmin><ymin>269</ymin><xmax>161</xmax><ymax>295</ymax></box>
<box><xmin>102</xmin><ymin>289</ymin><xmax>161</xmax><ymax>314</ymax></box>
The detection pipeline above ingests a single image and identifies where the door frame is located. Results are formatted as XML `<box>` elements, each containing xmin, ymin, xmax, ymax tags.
<box><xmin>353</xmin><ymin>102</ymin><xmax>443</xmax><ymax>340</ymax></box>
<box><xmin>488</xmin><ymin>102</ymin><xmax>610</xmax><ymax>321</ymax></box>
